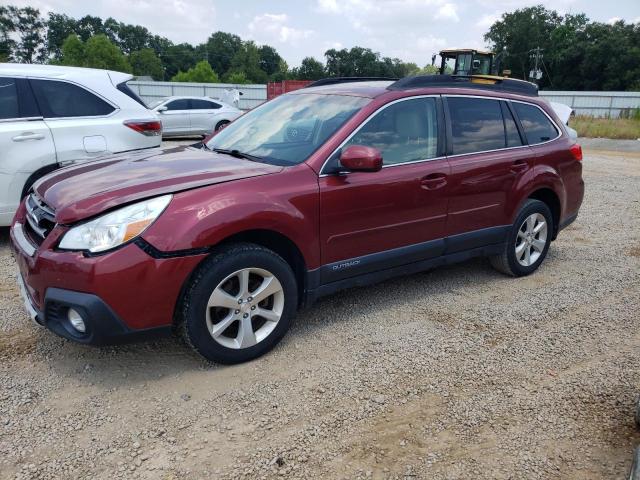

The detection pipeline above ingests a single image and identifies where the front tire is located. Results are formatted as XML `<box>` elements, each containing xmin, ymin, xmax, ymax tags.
<box><xmin>490</xmin><ymin>199</ymin><xmax>553</xmax><ymax>277</ymax></box>
<box><xmin>180</xmin><ymin>243</ymin><xmax>298</xmax><ymax>364</ymax></box>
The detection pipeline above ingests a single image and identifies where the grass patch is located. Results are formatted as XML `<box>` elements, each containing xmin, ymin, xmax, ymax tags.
<box><xmin>569</xmin><ymin>116</ymin><xmax>640</xmax><ymax>140</ymax></box>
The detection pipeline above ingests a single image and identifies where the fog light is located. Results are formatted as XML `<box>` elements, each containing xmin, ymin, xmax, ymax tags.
<box><xmin>67</xmin><ymin>308</ymin><xmax>86</xmax><ymax>333</ymax></box>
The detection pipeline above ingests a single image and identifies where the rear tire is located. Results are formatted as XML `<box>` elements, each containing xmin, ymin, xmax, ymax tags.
<box><xmin>490</xmin><ymin>199</ymin><xmax>553</xmax><ymax>277</ymax></box>
<box><xmin>179</xmin><ymin>243</ymin><xmax>298</xmax><ymax>364</ymax></box>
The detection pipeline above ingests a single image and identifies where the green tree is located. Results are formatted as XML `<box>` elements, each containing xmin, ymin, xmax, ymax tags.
<box><xmin>3</xmin><ymin>6</ymin><xmax>45</xmax><ymax>63</ymax></box>
<box><xmin>130</xmin><ymin>48</ymin><xmax>163</xmax><ymax>79</ymax></box>
<box><xmin>225</xmin><ymin>71</ymin><xmax>249</xmax><ymax>84</ymax></box>
<box><xmin>59</xmin><ymin>33</ymin><xmax>85</xmax><ymax>66</ymax></box>
<box><xmin>258</xmin><ymin>44</ymin><xmax>282</xmax><ymax>77</ymax></box>
<box><xmin>227</xmin><ymin>41</ymin><xmax>268</xmax><ymax>83</ymax></box>
<box><xmin>0</xmin><ymin>6</ymin><xmax>16</xmax><ymax>62</ymax></box>
<box><xmin>172</xmin><ymin>60</ymin><xmax>219</xmax><ymax>82</ymax></box>
<box><xmin>75</xmin><ymin>15</ymin><xmax>104</xmax><ymax>41</ymax></box>
<box><xmin>161</xmin><ymin>42</ymin><xmax>197</xmax><ymax>79</ymax></box>
<box><xmin>60</xmin><ymin>33</ymin><xmax>131</xmax><ymax>73</ymax></box>
<box><xmin>45</xmin><ymin>12</ymin><xmax>77</xmax><ymax>60</ymax></box>
<box><xmin>200</xmin><ymin>31</ymin><xmax>243</xmax><ymax>77</ymax></box>
<box><xmin>294</xmin><ymin>57</ymin><xmax>325</xmax><ymax>80</ymax></box>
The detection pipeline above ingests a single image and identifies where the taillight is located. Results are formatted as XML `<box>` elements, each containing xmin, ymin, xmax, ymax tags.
<box><xmin>569</xmin><ymin>143</ymin><xmax>583</xmax><ymax>161</ymax></box>
<box><xmin>124</xmin><ymin>120</ymin><xmax>162</xmax><ymax>137</ymax></box>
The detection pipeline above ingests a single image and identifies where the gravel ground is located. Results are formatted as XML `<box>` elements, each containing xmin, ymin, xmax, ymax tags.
<box><xmin>1</xmin><ymin>147</ymin><xmax>639</xmax><ymax>480</ymax></box>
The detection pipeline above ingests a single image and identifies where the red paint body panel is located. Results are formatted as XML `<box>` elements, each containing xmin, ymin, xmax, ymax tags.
<box><xmin>10</xmin><ymin>81</ymin><xmax>584</xmax><ymax>338</ymax></box>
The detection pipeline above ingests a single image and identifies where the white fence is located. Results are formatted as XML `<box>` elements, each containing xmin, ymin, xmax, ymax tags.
<box><xmin>129</xmin><ymin>81</ymin><xmax>639</xmax><ymax>118</ymax></box>
<box><xmin>128</xmin><ymin>81</ymin><xmax>267</xmax><ymax>110</ymax></box>
<box><xmin>539</xmin><ymin>91</ymin><xmax>640</xmax><ymax>118</ymax></box>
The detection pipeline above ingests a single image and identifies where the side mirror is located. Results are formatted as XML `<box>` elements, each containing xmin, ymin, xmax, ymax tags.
<box><xmin>339</xmin><ymin>145</ymin><xmax>382</xmax><ymax>172</ymax></box>
<box><xmin>157</xmin><ymin>105</ymin><xmax>167</xmax><ymax>113</ymax></box>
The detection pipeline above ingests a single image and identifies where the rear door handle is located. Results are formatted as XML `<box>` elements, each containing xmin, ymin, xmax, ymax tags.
<box><xmin>420</xmin><ymin>173</ymin><xmax>447</xmax><ymax>190</ymax></box>
<box><xmin>511</xmin><ymin>160</ymin><xmax>528</xmax><ymax>173</ymax></box>
<box><xmin>12</xmin><ymin>132</ymin><xmax>45</xmax><ymax>142</ymax></box>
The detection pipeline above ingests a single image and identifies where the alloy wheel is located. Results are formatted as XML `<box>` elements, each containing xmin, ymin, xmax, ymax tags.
<box><xmin>205</xmin><ymin>268</ymin><xmax>284</xmax><ymax>349</ymax></box>
<box><xmin>515</xmin><ymin>213</ymin><xmax>548</xmax><ymax>267</ymax></box>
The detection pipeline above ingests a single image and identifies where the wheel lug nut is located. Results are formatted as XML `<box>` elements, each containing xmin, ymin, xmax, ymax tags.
<box><xmin>234</xmin><ymin>309</ymin><xmax>240</xmax><ymax>314</ymax></box>
<box><xmin>247</xmin><ymin>296</ymin><xmax>253</xmax><ymax>302</ymax></box>
<box><xmin>237</xmin><ymin>299</ymin><xmax>243</xmax><ymax>304</ymax></box>
<box><xmin>243</xmin><ymin>313</ymin><xmax>249</xmax><ymax>318</ymax></box>
<box><xmin>251</xmin><ymin>306</ymin><xmax>256</xmax><ymax>310</ymax></box>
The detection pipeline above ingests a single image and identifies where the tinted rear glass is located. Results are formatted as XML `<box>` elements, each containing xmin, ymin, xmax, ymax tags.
<box><xmin>117</xmin><ymin>81</ymin><xmax>147</xmax><ymax>107</ymax></box>
<box><xmin>502</xmin><ymin>102</ymin><xmax>523</xmax><ymax>147</ymax></box>
<box><xmin>513</xmin><ymin>103</ymin><xmax>558</xmax><ymax>144</ymax></box>
<box><xmin>191</xmin><ymin>99</ymin><xmax>220</xmax><ymax>110</ymax></box>
<box><xmin>166</xmin><ymin>99</ymin><xmax>190</xmax><ymax>110</ymax></box>
<box><xmin>448</xmin><ymin>97</ymin><xmax>505</xmax><ymax>155</ymax></box>
<box><xmin>31</xmin><ymin>79</ymin><xmax>115</xmax><ymax>118</ymax></box>
<box><xmin>0</xmin><ymin>77</ymin><xmax>19</xmax><ymax>119</ymax></box>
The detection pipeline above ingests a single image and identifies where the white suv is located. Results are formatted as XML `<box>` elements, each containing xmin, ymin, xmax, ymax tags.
<box><xmin>0</xmin><ymin>64</ymin><xmax>161</xmax><ymax>226</ymax></box>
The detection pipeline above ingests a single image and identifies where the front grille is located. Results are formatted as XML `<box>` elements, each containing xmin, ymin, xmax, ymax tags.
<box><xmin>24</xmin><ymin>194</ymin><xmax>56</xmax><ymax>244</ymax></box>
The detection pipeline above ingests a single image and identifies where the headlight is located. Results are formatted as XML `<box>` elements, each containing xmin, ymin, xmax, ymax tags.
<box><xmin>59</xmin><ymin>195</ymin><xmax>172</xmax><ymax>253</ymax></box>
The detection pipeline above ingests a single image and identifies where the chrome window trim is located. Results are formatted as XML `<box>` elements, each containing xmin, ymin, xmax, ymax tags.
<box><xmin>27</xmin><ymin>77</ymin><xmax>120</xmax><ymax>120</ymax></box>
<box><xmin>0</xmin><ymin>116</ymin><xmax>44</xmax><ymax>123</ymax></box>
<box><xmin>319</xmin><ymin>94</ymin><xmax>442</xmax><ymax>176</ymax></box>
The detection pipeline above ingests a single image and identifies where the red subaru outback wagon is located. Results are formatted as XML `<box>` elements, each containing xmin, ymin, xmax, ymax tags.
<box><xmin>11</xmin><ymin>76</ymin><xmax>584</xmax><ymax>364</ymax></box>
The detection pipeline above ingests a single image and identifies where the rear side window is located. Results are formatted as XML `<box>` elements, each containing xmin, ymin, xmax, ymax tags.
<box><xmin>191</xmin><ymin>99</ymin><xmax>221</xmax><ymax>110</ymax></box>
<box><xmin>344</xmin><ymin>97</ymin><xmax>438</xmax><ymax>165</ymax></box>
<box><xmin>166</xmin><ymin>99</ymin><xmax>190</xmax><ymax>110</ymax></box>
<box><xmin>0</xmin><ymin>77</ymin><xmax>19</xmax><ymax>119</ymax></box>
<box><xmin>31</xmin><ymin>79</ymin><xmax>115</xmax><ymax>118</ymax></box>
<box><xmin>117</xmin><ymin>81</ymin><xmax>147</xmax><ymax>107</ymax></box>
<box><xmin>513</xmin><ymin>103</ymin><xmax>558</xmax><ymax>144</ymax></box>
<box><xmin>448</xmin><ymin>97</ymin><xmax>505</xmax><ymax>155</ymax></box>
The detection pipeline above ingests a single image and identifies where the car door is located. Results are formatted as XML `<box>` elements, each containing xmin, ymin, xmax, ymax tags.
<box><xmin>159</xmin><ymin>98</ymin><xmax>191</xmax><ymax>134</ymax></box>
<box><xmin>444</xmin><ymin>96</ymin><xmax>531</xmax><ymax>246</ymax></box>
<box><xmin>319</xmin><ymin>96</ymin><xmax>450</xmax><ymax>284</ymax></box>
<box><xmin>0</xmin><ymin>77</ymin><xmax>56</xmax><ymax>225</ymax></box>
<box><xmin>189</xmin><ymin>99</ymin><xmax>221</xmax><ymax>134</ymax></box>
<box><xmin>29</xmin><ymin>78</ymin><xmax>117</xmax><ymax>165</ymax></box>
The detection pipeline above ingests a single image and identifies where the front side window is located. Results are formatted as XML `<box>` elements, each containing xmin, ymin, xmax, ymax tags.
<box><xmin>166</xmin><ymin>99</ymin><xmax>190</xmax><ymax>110</ymax></box>
<box><xmin>513</xmin><ymin>102</ymin><xmax>559</xmax><ymax>144</ymax></box>
<box><xmin>0</xmin><ymin>77</ymin><xmax>19</xmax><ymax>119</ymax></box>
<box><xmin>30</xmin><ymin>79</ymin><xmax>114</xmax><ymax>118</ymax></box>
<box><xmin>342</xmin><ymin>97</ymin><xmax>438</xmax><ymax>165</ymax></box>
<box><xmin>207</xmin><ymin>93</ymin><xmax>369</xmax><ymax>166</ymax></box>
<box><xmin>448</xmin><ymin>97</ymin><xmax>506</xmax><ymax>155</ymax></box>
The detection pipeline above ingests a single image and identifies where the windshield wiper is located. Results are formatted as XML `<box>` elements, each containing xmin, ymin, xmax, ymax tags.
<box><xmin>211</xmin><ymin>148</ymin><xmax>262</xmax><ymax>162</ymax></box>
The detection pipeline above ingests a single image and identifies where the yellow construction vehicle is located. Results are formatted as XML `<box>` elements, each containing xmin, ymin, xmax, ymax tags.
<box><xmin>432</xmin><ymin>48</ymin><xmax>510</xmax><ymax>78</ymax></box>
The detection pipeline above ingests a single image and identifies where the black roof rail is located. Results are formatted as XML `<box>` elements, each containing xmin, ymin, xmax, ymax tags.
<box><xmin>387</xmin><ymin>75</ymin><xmax>538</xmax><ymax>96</ymax></box>
<box><xmin>304</xmin><ymin>77</ymin><xmax>399</xmax><ymax>88</ymax></box>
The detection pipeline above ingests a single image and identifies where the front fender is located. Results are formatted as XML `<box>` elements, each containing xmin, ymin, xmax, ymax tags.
<box><xmin>141</xmin><ymin>166</ymin><xmax>321</xmax><ymax>269</ymax></box>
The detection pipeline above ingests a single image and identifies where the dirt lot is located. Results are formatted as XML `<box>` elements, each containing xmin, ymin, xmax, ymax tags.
<box><xmin>1</xmin><ymin>144</ymin><xmax>639</xmax><ymax>480</ymax></box>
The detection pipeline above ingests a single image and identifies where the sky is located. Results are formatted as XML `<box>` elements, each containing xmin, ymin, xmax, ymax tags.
<box><xmin>10</xmin><ymin>0</ymin><xmax>640</xmax><ymax>67</ymax></box>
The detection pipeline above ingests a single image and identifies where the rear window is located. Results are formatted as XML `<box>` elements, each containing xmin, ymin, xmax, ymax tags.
<box><xmin>117</xmin><ymin>81</ymin><xmax>147</xmax><ymax>108</ymax></box>
<box><xmin>0</xmin><ymin>77</ymin><xmax>19</xmax><ymax>119</ymax></box>
<box><xmin>191</xmin><ymin>99</ymin><xmax>221</xmax><ymax>110</ymax></box>
<box><xmin>513</xmin><ymin>103</ymin><xmax>559</xmax><ymax>144</ymax></box>
<box><xmin>31</xmin><ymin>79</ymin><xmax>115</xmax><ymax>118</ymax></box>
<box><xmin>448</xmin><ymin>97</ymin><xmax>505</xmax><ymax>155</ymax></box>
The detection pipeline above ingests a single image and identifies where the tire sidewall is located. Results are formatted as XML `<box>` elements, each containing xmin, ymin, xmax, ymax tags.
<box><xmin>184</xmin><ymin>246</ymin><xmax>297</xmax><ymax>364</ymax></box>
<box><xmin>215</xmin><ymin>120</ymin><xmax>230</xmax><ymax>131</ymax></box>
<box><xmin>506</xmin><ymin>199</ymin><xmax>553</xmax><ymax>276</ymax></box>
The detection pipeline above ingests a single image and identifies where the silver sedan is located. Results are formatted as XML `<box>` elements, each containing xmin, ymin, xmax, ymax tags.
<box><xmin>150</xmin><ymin>96</ymin><xmax>243</xmax><ymax>138</ymax></box>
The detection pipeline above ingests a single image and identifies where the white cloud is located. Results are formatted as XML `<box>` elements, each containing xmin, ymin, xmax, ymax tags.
<box><xmin>247</xmin><ymin>13</ymin><xmax>314</xmax><ymax>45</ymax></box>
<box><xmin>436</xmin><ymin>3</ymin><xmax>459</xmax><ymax>22</ymax></box>
<box><xmin>476</xmin><ymin>12</ymin><xmax>502</xmax><ymax>28</ymax></box>
<box><xmin>607</xmin><ymin>16</ymin><xmax>622</xmax><ymax>24</ymax></box>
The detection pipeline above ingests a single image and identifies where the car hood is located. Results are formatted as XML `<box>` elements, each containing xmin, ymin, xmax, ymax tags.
<box><xmin>34</xmin><ymin>146</ymin><xmax>283</xmax><ymax>224</ymax></box>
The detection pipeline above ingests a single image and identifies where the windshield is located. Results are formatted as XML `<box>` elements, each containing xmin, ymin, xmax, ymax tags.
<box><xmin>206</xmin><ymin>93</ymin><xmax>370</xmax><ymax>166</ymax></box>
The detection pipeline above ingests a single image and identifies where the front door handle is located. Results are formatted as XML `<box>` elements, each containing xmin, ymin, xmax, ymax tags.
<box><xmin>12</xmin><ymin>132</ymin><xmax>45</xmax><ymax>142</ymax></box>
<box><xmin>420</xmin><ymin>173</ymin><xmax>447</xmax><ymax>190</ymax></box>
<box><xmin>510</xmin><ymin>159</ymin><xmax>528</xmax><ymax>173</ymax></box>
